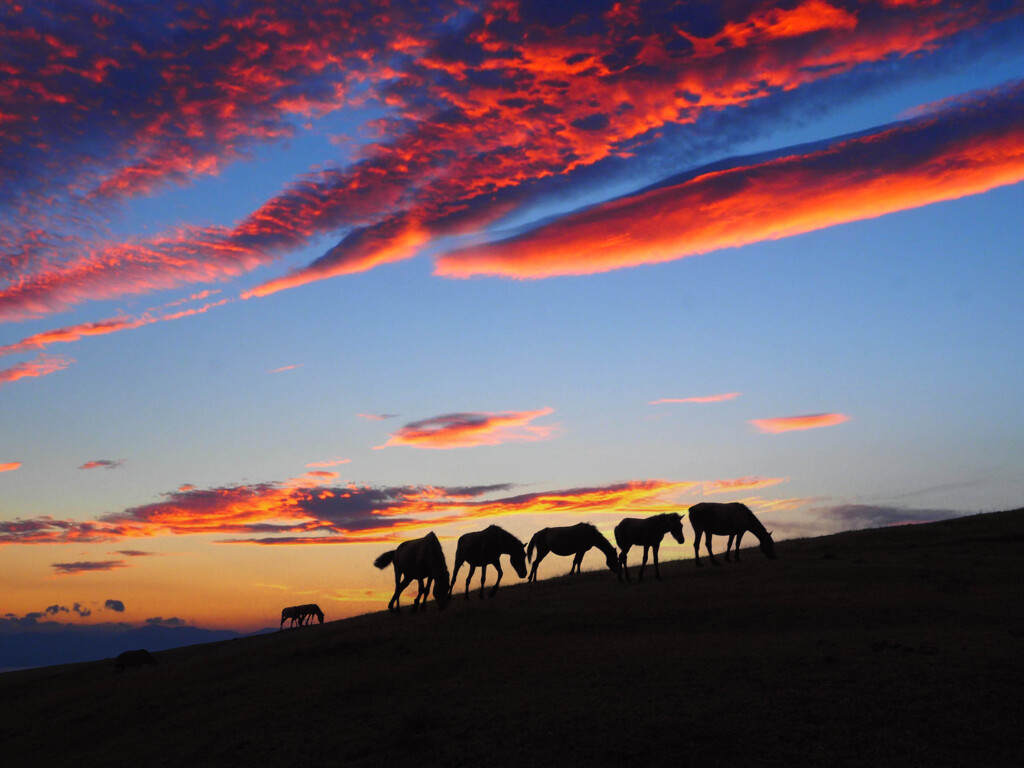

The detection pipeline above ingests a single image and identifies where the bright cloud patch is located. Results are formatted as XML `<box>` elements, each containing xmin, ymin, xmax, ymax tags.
<box><xmin>751</xmin><ymin>413</ymin><xmax>850</xmax><ymax>433</ymax></box>
<box><xmin>649</xmin><ymin>393</ymin><xmax>741</xmax><ymax>404</ymax></box>
<box><xmin>1</xmin><ymin>462</ymin><xmax>21</xmax><ymax>473</ymax></box>
<box><xmin>375</xmin><ymin>408</ymin><xmax>559</xmax><ymax>449</ymax></box>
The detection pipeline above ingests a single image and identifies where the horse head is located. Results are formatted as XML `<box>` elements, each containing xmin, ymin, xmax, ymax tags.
<box><xmin>669</xmin><ymin>514</ymin><xmax>686</xmax><ymax>544</ymax></box>
<box><xmin>760</xmin><ymin>531</ymin><xmax>777</xmax><ymax>560</ymax></box>
<box><xmin>433</xmin><ymin>571</ymin><xmax>452</xmax><ymax>610</ymax></box>
<box><xmin>511</xmin><ymin>545</ymin><xmax>528</xmax><ymax>579</ymax></box>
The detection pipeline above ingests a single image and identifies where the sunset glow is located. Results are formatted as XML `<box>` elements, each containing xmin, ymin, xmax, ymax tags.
<box><xmin>2</xmin><ymin>1</ymin><xmax>1021</xmax><ymax>647</ymax></box>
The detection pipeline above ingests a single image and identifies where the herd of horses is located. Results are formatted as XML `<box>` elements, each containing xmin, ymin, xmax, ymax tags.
<box><xmin>278</xmin><ymin>502</ymin><xmax>776</xmax><ymax>623</ymax></box>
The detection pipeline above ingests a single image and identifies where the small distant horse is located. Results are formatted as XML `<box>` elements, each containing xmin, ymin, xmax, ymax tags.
<box><xmin>450</xmin><ymin>524</ymin><xmax>528</xmax><ymax>599</ymax></box>
<box><xmin>689</xmin><ymin>502</ymin><xmax>776</xmax><ymax>566</ymax></box>
<box><xmin>280</xmin><ymin>603</ymin><xmax>324</xmax><ymax>629</ymax></box>
<box><xmin>526</xmin><ymin>523</ymin><xmax>621</xmax><ymax>583</ymax></box>
<box><xmin>614</xmin><ymin>512</ymin><xmax>686</xmax><ymax>582</ymax></box>
<box><xmin>373</xmin><ymin>531</ymin><xmax>451</xmax><ymax>613</ymax></box>
<box><xmin>115</xmin><ymin>648</ymin><xmax>157</xmax><ymax>673</ymax></box>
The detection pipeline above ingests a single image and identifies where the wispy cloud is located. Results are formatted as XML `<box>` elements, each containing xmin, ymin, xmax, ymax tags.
<box><xmin>0</xmin><ymin>354</ymin><xmax>74</xmax><ymax>386</ymax></box>
<box><xmin>649</xmin><ymin>393</ymin><xmax>741</xmax><ymax>405</ymax></box>
<box><xmin>306</xmin><ymin>457</ymin><xmax>351</xmax><ymax>468</ymax></box>
<box><xmin>375</xmin><ymin>408</ymin><xmax>559</xmax><ymax>449</ymax></box>
<box><xmin>79</xmin><ymin>459</ymin><xmax>125</xmax><ymax>470</ymax></box>
<box><xmin>751</xmin><ymin>413</ymin><xmax>850</xmax><ymax>433</ymax></box>
<box><xmin>358</xmin><ymin>413</ymin><xmax>398</xmax><ymax>421</ymax></box>
<box><xmin>702</xmin><ymin>476</ymin><xmax>788</xmax><ymax>495</ymax></box>
<box><xmin>50</xmin><ymin>560</ymin><xmax>128</xmax><ymax>576</ymax></box>
<box><xmin>0</xmin><ymin>462</ymin><xmax>21</xmax><ymax>473</ymax></box>
<box><xmin>436</xmin><ymin>81</ymin><xmax>1024</xmax><ymax>278</ymax></box>
<box><xmin>267</xmin><ymin>364</ymin><xmax>303</xmax><ymax>374</ymax></box>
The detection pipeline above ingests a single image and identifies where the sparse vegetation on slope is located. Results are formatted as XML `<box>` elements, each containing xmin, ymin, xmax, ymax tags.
<box><xmin>2</xmin><ymin>509</ymin><xmax>1023</xmax><ymax>767</ymax></box>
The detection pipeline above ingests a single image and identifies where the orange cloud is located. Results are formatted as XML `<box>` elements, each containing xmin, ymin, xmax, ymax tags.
<box><xmin>649</xmin><ymin>393</ymin><xmax>741</xmax><ymax>404</ymax></box>
<box><xmin>751</xmin><ymin>413</ymin><xmax>850</xmax><ymax>433</ymax></box>
<box><xmin>375</xmin><ymin>408</ymin><xmax>559</xmax><ymax>449</ymax></box>
<box><xmin>306</xmin><ymin>458</ymin><xmax>351</xmax><ymax>468</ymax></box>
<box><xmin>0</xmin><ymin>475</ymin><xmax>692</xmax><ymax>547</ymax></box>
<box><xmin>1</xmin><ymin>462</ymin><xmax>22</xmax><ymax>473</ymax></box>
<box><xmin>267</xmin><ymin>364</ymin><xmax>303</xmax><ymax>373</ymax></box>
<box><xmin>702</xmin><ymin>476</ymin><xmax>788</xmax><ymax>494</ymax></box>
<box><xmin>435</xmin><ymin>81</ymin><xmax>1024</xmax><ymax>279</ymax></box>
<box><xmin>0</xmin><ymin>354</ymin><xmax>74</xmax><ymax>385</ymax></box>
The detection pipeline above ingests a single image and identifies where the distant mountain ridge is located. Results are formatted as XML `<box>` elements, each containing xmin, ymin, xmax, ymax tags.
<box><xmin>0</xmin><ymin>622</ymin><xmax>270</xmax><ymax>672</ymax></box>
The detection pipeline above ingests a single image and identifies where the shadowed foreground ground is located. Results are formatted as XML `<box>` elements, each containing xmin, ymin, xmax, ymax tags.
<box><xmin>2</xmin><ymin>509</ymin><xmax>1023</xmax><ymax>767</ymax></box>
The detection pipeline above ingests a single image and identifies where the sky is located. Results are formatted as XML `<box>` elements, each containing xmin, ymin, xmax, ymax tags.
<box><xmin>2</xmin><ymin>0</ymin><xmax>1023</xmax><ymax>643</ymax></box>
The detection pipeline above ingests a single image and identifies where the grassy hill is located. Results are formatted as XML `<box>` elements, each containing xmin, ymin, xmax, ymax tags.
<box><xmin>3</xmin><ymin>509</ymin><xmax>1023</xmax><ymax>767</ymax></box>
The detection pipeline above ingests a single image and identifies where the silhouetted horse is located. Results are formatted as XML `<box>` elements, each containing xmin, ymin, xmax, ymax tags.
<box><xmin>450</xmin><ymin>524</ymin><xmax>528</xmax><ymax>599</ymax></box>
<box><xmin>689</xmin><ymin>502</ymin><xmax>776</xmax><ymax>566</ymax></box>
<box><xmin>526</xmin><ymin>523</ymin><xmax>621</xmax><ymax>582</ymax></box>
<box><xmin>115</xmin><ymin>648</ymin><xmax>157</xmax><ymax>673</ymax></box>
<box><xmin>280</xmin><ymin>603</ymin><xmax>324</xmax><ymax>629</ymax></box>
<box><xmin>373</xmin><ymin>531</ymin><xmax>451</xmax><ymax>613</ymax></box>
<box><xmin>614</xmin><ymin>512</ymin><xmax>686</xmax><ymax>582</ymax></box>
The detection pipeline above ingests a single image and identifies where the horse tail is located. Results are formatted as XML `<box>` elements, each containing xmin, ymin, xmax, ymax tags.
<box><xmin>373</xmin><ymin>550</ymin><xmax>395</xmax><ymax>570</ymax></box>
<box><xmin>526</xmin><ymin>531</ymin><xmax>541</xmax><ymax>563</ymax></box>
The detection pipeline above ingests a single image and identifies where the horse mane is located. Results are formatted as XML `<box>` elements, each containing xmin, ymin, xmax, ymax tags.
<box><xmin>742</xmin><ymin>504</ymin><xmax>771</xmax><ymax>540</ymax></box>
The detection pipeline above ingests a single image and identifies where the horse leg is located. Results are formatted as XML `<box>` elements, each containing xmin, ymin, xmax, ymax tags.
<box><xmin>653</xmin><ymin>542</ymin><xmax>662</xmax><ymax>581</ymax></box>
<box><xmin>450</xmin><ymin>557</ymin><xmax>463</xmax><ymax>597</ymax></box>
<box><xmin>725</xmin><ymin>534</ymin><xmax>735</xmax><ymax>562</ymax></box>
<box><xmin>734</xmin><ymin>531</ymin><xmax>744</xmax><ymax>561</ymax></box>
<box><xmin>693</xmin><ymin>530</ymin><xmax>704</xmax><ymax>567</ymax></box>
<box><xmin>489</xmin><ymin>561</ymin><xmax>502</xmax><ymax>598</ymax></box>
<box><xmin>619</xmin><ymin>544</ymin><xmax>631</xmax><ymax>584</ymax></box>
<box><xmin>465</xmin><ymin>564</ymin><xmax>477</xmax><ymax>599</ymax></box>
<box><xmin>706</xmin><ymin>534</ymin><xmax>719</xmax><ymax>566</ymax></box>
<box><xmin>390</xmin><ymin>574</ymin><xmax>414</xmax><ymax>613</ymax></box>
<box><xmin>571</xmin><ymin>551</ymin><xmax>584</xmax><ymax>574</ymax></box>
<box><xmin>528</xmin><ymin>548</ymin><xmax>546</xmax><ymax>582</ymax></box>
<box><xmin>639</xmin><ymin>545</ymin><xmax>650</xmax><ymax>582</ymax></box>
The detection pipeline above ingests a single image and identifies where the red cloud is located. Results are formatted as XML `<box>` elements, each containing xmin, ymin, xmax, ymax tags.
<box><xmin>1</xmin><ymin>462</ymin><xmax>22</xmax><ymax>473</ymax></box>
<box><xmin>0</xmin><ymin>354</ymin><xmax>74</xmax><ymax>385</ymax></box>
<box><xmin>649</xmin><ymin>393</ymin><xmax>741</xmax><ymax>405</ymax></box>
<box><xmin>375</xmin><ymin>408</ymin><xmax>559</xmax><ymax>449</ymax></box>
<box><xmin>78</xmin><ymin>460</ymin><xmax>124</xmax><ymax>470</ymax></box>
<box><xmin>751</xmin><ymin>413</ymin><xmax>850</xmax><ymax>433</ymax></box>
<box><xmin>435</xmin><ymin>81</ymin><xmax>1024</xmax><ymax>278</ymax></box>
<box><xmin>4</xmin><ymin>1</ymin><xmax>1016</xmax><ymax>317</ymax></box>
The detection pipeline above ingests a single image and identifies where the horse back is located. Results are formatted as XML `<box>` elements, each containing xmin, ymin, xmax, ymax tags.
<box><xmin>689</xmin><ymin>502</ymin><xmax>753</xmax><ymax>534</ymax></box>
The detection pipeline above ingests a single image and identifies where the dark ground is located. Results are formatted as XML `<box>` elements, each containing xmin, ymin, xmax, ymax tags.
<box><xmin>2</xmin><ymin>508</ymin><xmax>1023</xmax><ymax>767</ymax></box>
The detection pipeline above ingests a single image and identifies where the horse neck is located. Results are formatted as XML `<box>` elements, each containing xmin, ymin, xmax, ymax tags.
<box><xmin>590</xmin><ymin>528</ymin><xmax>614</xmax><ymax>556</ymax></box>
<box><xmin>745</xmin><ymin>510</ymin><xmax>770</xmax><ymax>540</ymax></box>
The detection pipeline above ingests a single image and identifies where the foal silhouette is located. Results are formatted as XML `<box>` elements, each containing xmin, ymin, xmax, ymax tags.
<box><xmin>450</xmin><ymin>524</ymin><xmax>528</xmax><ymax>599</ymax></box>
<box><xmin>614</xmin><ymin>512</ymin><xmax>685</xmax><ymax>582</ymax></box>
<box><xmin>526</xmin><ymin>523</ymin><xmax>621</xmax><ymax>582</ymax></box>
<box><xmin>688</xmin><ymin>502</ymin><xmax>776</xmax><ymax>566</ymax></box>
<box><xmin>280</xmin><ymin>603</ymin><xmax>324</xmax><ymax>629</ymax></box>
<box><xmin>373</xmin><ymin>531</ymin><xmax>451</xmax><ymax>613</ymax></box>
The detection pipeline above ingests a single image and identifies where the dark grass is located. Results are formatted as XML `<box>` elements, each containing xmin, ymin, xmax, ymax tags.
<box><xmin>3</xmin><ymin>508</ymin><xmax>1023</xmax><ymax>766</ymax></box>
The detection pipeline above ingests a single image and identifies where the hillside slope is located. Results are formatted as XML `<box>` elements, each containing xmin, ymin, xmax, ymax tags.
<box><xmin>3</xmin><ymin>508</ymin><xmax>1023</xmax><ymax>767</ymax></box>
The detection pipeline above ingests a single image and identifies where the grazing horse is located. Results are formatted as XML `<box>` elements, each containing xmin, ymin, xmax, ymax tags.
<box><xmin>614</xmin><ymin>512</ymin><xmax>686</xmax><ymax>582</ymax></box>
<box><xmin>373</xmin><ymin>531</ymin><xmax>451</xmax><ymax>613</ymax></box>
<box><xmin>526</xmin><ymin>523</ymin><xmax>621</xmax><ymax>583</ymax></box>
<box><xmin>688</xmin><ymin>502</ymin><xmax>776</xmax><ymax>566</ymax></box>
<box><xmin>115</xmin><ymin>648</ymin><xmax>157</xmax><ymax>673</ymax></box>
<box><xmin>450</xmin><ymin>525</ymin><xmax>528</xmax><ymax>600</ymax></box>
<box><xmin>280</xmin><ymin>603</ymin><xmax>324</xmax><ymax>629</ymax></box>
